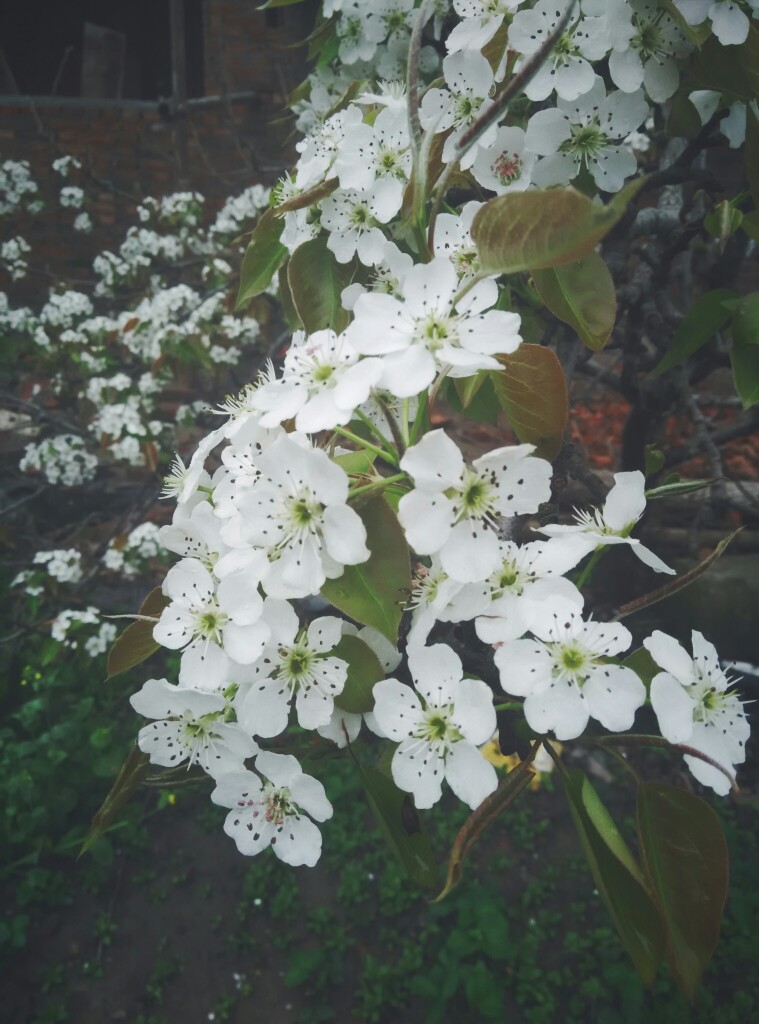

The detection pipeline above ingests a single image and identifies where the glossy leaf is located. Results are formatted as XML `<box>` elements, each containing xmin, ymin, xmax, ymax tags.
<box><xmin>471</xmin><ymin>181</ymin><xmax>644</xmax><ymax>275</ymax></box>
<box><xmin>81</xmin><ymin>744</ymin><xmax>149</xmax><ymax>855</ymax></box>
<box><xmin>704</xmin><ymin>201</ymin><xmax>743</xmax><ymax>252</ymax></box>
<box><xmin>637</xmin><ymin>782</ymin><xmax>729</xmax><ymax>1000</ymax></box>
<box><xmin>645</xmin><ymin>477</ymin><xmax>711</xmax><ymax>500</ymax></box>
<box><xmin>490</xmin><ymin>345</ymin><xmax>568</xmax><ymax>460</ymax></box>
<box><xmin>235</xmin><ymin>208</ymin><xmax>288</xmax><ymax>308</ymax></box>
<box><xmin>277</xmin><ymin>263</ymin><xmax>302</xmax><ymax>331</ymax></box>
<box><xmin>358</xmin><ymin>763</ymin><xmax>438</xmax><ymax>889</ymax></box>
<box><xmin>532</xmin><ymin>251</ymin><xmax>616</xmax><ymax>351</ymax></box>
<box><xmin>287</xmin><ymin>236</ymin><xmax>353</xmax><ymax>333</ymax></box>
<box><xmin>649</xmin><ymin>289</ymin><xmax>735</xmax><ymax>379</ymax></box>
<box><xmin>332</xmin><ymin>634</ymin><xmax>385</xmax><ymax>714</ymax></box>
<box><xmin>731</xmin><ymin>293</ymin><xmax>759</xmax><ymax>349</ymax></box>
<box><xmin>454</xmin><ymin>369</ymin><xmax>489</xmax><ymax>409</ymax></box>
<box><xmin>564</xmin><ymin>770</ymin><xmax>665</xmax><ymax>986</ymax></box>
<box><xmin>107</xmin><ymin>588</ymin><xmax>169</xmax><ymax>678</ymax></box>
<box><xmin>321</xmin><ymin>497</ymin><xmax>410</xmax><ymax>643</ymax></box>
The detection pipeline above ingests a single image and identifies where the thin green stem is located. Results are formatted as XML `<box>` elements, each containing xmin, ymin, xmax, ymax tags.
<box><xmin>331</xmin><ymin>426</ymin><xmax>399</xmax><ymax>467</ymax></box>
<box><xmin>354</xmin><ymin>408</ymin><xmax>396</xmax><ymax>453</ymax></box>
<box><xmin>409</xmin><ymin>389</ymin><xmax>428</xmax><ymax>445</ymax></box>
<box><xmin>574</xmin><ymin>546</ymin><xmax>607</xmax><ymax>591</ymax></box>
<box><xmin>349</xmin><ymin>472</ymin><xmax>407</xmax><ymax>500</ymax></box>
<box><xmin>493</xmin><ymin>701</ymin><xmax>524</xmax><ymax>713</ymax></box>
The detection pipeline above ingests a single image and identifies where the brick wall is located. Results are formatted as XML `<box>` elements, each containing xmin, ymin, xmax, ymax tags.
<box><xmin>1</xmin><ymin>0</ymin><xmax>315</xmax><ymax>297</ymax></box>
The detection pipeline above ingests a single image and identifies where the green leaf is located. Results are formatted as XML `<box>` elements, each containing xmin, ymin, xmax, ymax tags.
<box><xmin>645</xmin><ymin>477</ymin><xmax>711</xmax><ymax>499</ymax></box>
<box><xmin>490</xmin><ymin>345</ymin><xmax>568</xmax><ymax>460</ymax></box>
<box><xmin>731</xmin><ymin>293</ymin><xmax>759</xmax><ymax>348</ymax></box>
<box><xmin>106</xmin><ymin>588</ymin><xmax>169</xmax><ymax>678</ymax></box>
<box><xmin>730</xmin><ymin>293</ymin><xmax>759</xmax><ymax>407</ymax></box>
<box><xmin>258</xmin><ymin>0</ymin><xmax>306</xmax><ymax>8</ymax></box>
<box><xmin>321</xmin><ymin>497</ymin><xmax>410</xmax><ymax>643</ymax></box>
<box><xmin>471</xmin><ymin>180</ymin><xmax>645</xmax><ymax>276</ymax></box>
<box><xmin>333</xmin><ymin>449</ymin><xmax>376</xmax><ymax>476</ymax></box>
<box><xmin>532</xmin><ymin>252</ymin><xmax>616</xmax><ymax>351</ymax></box>
<box><xmin>637</xmin><ymin>782</ymin><xmax>729</xmax><ymax>1000</ymax></box>
<box><xmin>277</xmin><ymin>263</ymin><xmax>302</xmax><ymax>331</ymax></box>
<box><xmin>666</xmin><ymin>92</ymin><xmax>704</xmax><ymax>138</ymax></box>
<box><xmin>704</xmin><ymin>200</ymin><xmax>743</xmax><ymax>253</ymax></box>
<box><xmin>687</xmin><ymin>25</ymin><xmax>759</xmax><ymax>99</ymax></box>
<box><xmin>235</xmin><ymin>208</ymin><xmax>288</xmax><ymax>309</ymax></box>
<box><xmin>563</xmin><ymin>770</ymin><xmax>665</xmax><ymax>986</ymax></box>
<box><xmin>740</xmin><ymin>210</ymin><xmax>759</xmax><ymax>244</ymax></box>
<box><xmin>358</xmin><ymin>762</ymin><xmax>438</xmax><ymax>889</ymax></box>
<box><xmin>645</xmin><ymin>445</ymin><xmax>665</xmax><ymax>477</ymax></box>
<box><xmin>622</xmin><ymin>647</ymin><xmax>660</xmax><ymax>687</ymax></box>
<box><xmin>730</xmin><ymin>341</ymin><xmax>759</xmax><ymax>408</ymax></box>
<box><xmin>454</xmin><ymin>369</ymin><xmax>489</xmax><ymax>410</ymax></box>
<box><xmin>287</xmin><ymin>235</ymin><xmax>353</xmax><ymax>333</ymax></box>
<box><xmin>332</xmin><ymin>635</ymin><xmax>385</xmax><ymax>713</ymax></box>
<box><xmin>80</xmin><ymin>744</ymin><xmax>149</xmax><ymax>856</ymax></box>
<box><xmin>648</xmin><ymin>289</ymin><xmax>735</xmax><ymax>379</ymax></box>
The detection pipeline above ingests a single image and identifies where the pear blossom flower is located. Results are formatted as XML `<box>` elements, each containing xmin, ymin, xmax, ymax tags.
<box><xmin>433</xmin><ymin>201</ymin><xmax>499</xmax><ymax>308</ymax></box>
<box><xmin>643</xmin><ymin>630</ymin><xmax>750</xmax><ymax>794</ymax></box>
<box><xmin>494</xmin><ymin>598</ymin><xmax>645</xmax><ymax>740</ymax></box>
<box><xmin>153</xmin><ymin>557</ymin><xmax>276</xmax><ymax>691</ymax></box>
<box><xmin>219</xmin><ymin>435</ymin><xmax>370</xmax><ymax>599</ymax></box>
<box><xmin>212</xmin><ymin>753</ymin><xmax>333</xmax><ymax>865</ymax></box>
<box><xmin>130</xmin><ymin>677</ymin><xmax>258</xmax><ymax>776</ymax></box>
<box><xmin>398</xmin><ymin>429</ymin><xmax>552</xmax><ymax>583</ymax></box>
<box><xmin>526</xmin><ymin>75</ymin><xmax>649</xmax><ymax>192</ymax></box>
<box><xmin>446</xmin><ymin>0</ymin><xmax>526</xmax><ymax>56</ymax></box>
<box><xmin>538</xmin><ymin>470</ymin><xmax>675</xmax><ymax>574</ymax></box>
<box><xmin>405</xmin><ymin>556</ymin><xmax>465</xmax><ymax>651</ymax></box>
<box><xmin>588</xmin><ymin>0</ymin><xmax>692</xmax><ymax>102</ymax></box>
<box><xmin>344</xmin><ymin>257</ymin><xmax>522</xmax><ymax>397</ymax></box>
<box><xmin>673</xmin><ymin>0</ymin><xmax>753</xmax><ymax>45</ymax></box>
<box><xmin>295</xmin><ymin>104</ymin><xmax>365</xmax><ymax>186</ymax></box>
<box><xmin>237</xmin><ymin>615</ymin><xmax>348</xmax><ymax>736</ymax></box>
<box><xmin>509</xmin><ymin>0</ymin><xmax>613</xmax><ymax>101</ymax></box>
<box><xmin>420</xmin><ymin>49</ymin><xmax>497</xmax><ymax>167</ymax></box>
<box><xmin>250</xmin><ymin>329</ymin><xmax>382</xmax><ymax>434</ymax></box>
<box><xmin>321</xmin><ymin>189</ymin><xmax>395</xmax><ymax>265</ymax></box>
<box><xmin>470</xmin><ymin>126</ymin><xmax>535</xmax><ymax>195</ymax></box>
<box><xmin>333</xmin><ymin>105</ymin><xmax>412</xmax><ymax>220</ymax></box>
<box><xmin>372</xmin><ymin>644</ymin><xmax>498</xmax><ymax>809</ymax></box>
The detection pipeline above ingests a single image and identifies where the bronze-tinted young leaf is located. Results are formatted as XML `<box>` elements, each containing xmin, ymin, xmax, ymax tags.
<box><xmin>433</xmin><ymin>754</ymin><xmax>536</xmax><ymax>902</ymax></box>
<box><xmin>358</xmin><ymin>762</ymin><xmax>438</xmax><ymax>889</ymax></box>
<box><xmin>321</xmin><ymin>497</ymin><xmax>410</xmax><ymax>643</ymax></box>
<box><xmin>637</xmin><ymin>782</ymin><xmax>729</xmax><ymax>1000</ymax></box>
<box><xmin>287</xmin><ymin>235</ymin><xmax>353</xmax><ymax>334</ymax></box>
<box><xmin>80</xmin><ymin>744</ymin><xmax>149</xmax><ymax>856</ymax></box>
<box><xmin>332</xmin><ymin>634</ymin><xmax>386</xmax><ymax>713</ymax></box>
<box><xmin>490</xmin><ymin>345</ymin><xmax>568</xmax><ymax>460</ymax></box>
<box><xmin>532</xmin><ymin>252</ymin><xmax>616</xmax><ymax>351</ymax></box>
<box><xmin>236</xmin><ymin>208</ymin><xmax>288</xmax><ymax>309</ymax></box>
<box><xmin>275</xmin><ymin>176</ymin><xmax>338</xmax><ymax>214</ymax></box>
<box><xmin>471</xmin><ymin>181</ymin><xmax>645</xmax><ymax>275</ymax></box>
<box><xmin>614</xmin><ymin>528</ymin><xmax>742</xmax><ymax>620</ymax></box>
<box><xmin>564</xmin><ymin>770</ymin><xmax>665</xmax><ymax>986</ymax></box>
<box><xmin>106</xmin><ymin>587</ymin><xmax>169</xmax><ymax>678</ymax></box>
<box><xmin>648</xmin><ymin>289</ymin><xmax>735</xmax><ymax>379</ymax></box>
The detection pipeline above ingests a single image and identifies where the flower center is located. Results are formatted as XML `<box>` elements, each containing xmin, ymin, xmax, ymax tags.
<box><xmin>492</xmin><ymin>151</ymin><xmax>522</xmax><ymax>185</ymax></box>
<box><xmin>192</xmin><ymin>603</ymin><xmax>228</xmax><ymax>644</ymax></box>
<box><xmin>452</xmin><ymin>468</ymin><xmax>496</xmax><ymax>522</ymax></box>
<box><xmin>262</xmin><ymin>783</ymin><xmax>294</xmax><ymax>825</ymax></box>
<box><xmin>416</xmin><ymin>704</ymin><xmax>462</xmax><ymax>748</ymax></box>
<box><xmin>563</xmin><ymin>124</ymin><xmax>607</xmax><ymax>161</ymax></box>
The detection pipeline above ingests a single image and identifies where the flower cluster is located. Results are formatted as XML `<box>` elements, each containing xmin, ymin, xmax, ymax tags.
<box><xmin>108</xmin><ymin>0</ymin><xmax>755</xmax><ymax>869</ymax></box>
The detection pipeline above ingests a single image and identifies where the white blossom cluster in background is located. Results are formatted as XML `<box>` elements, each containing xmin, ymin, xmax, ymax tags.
<box><xmin>102</xmin><ymin>522</ymin><xmax>165</xmax><ymax>577</ymax></box>
<box><xmin>118</xmin><ymin>0</ymin><xmax>756</xmax><ymax>868</ymax></box>
<box><xmin>51</xmin><ymin>607</ymin><xmax>118</xmax><ymax>658</ymax></box>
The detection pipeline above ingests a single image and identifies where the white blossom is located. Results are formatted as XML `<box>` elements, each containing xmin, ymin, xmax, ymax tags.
<box><xmin>211</xmin><ymin>753</ymin><xmax>332</xmax><ymax>865</ymax></box>
<box><xmin>372</xmin><ymin>644</ymin><xmax>498</xmax><ymax>809</ymax></box>
<box><xmin>643</xmin><ymin>629</ymin><xmax>750</xmax><ymax>794</ymax></box>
